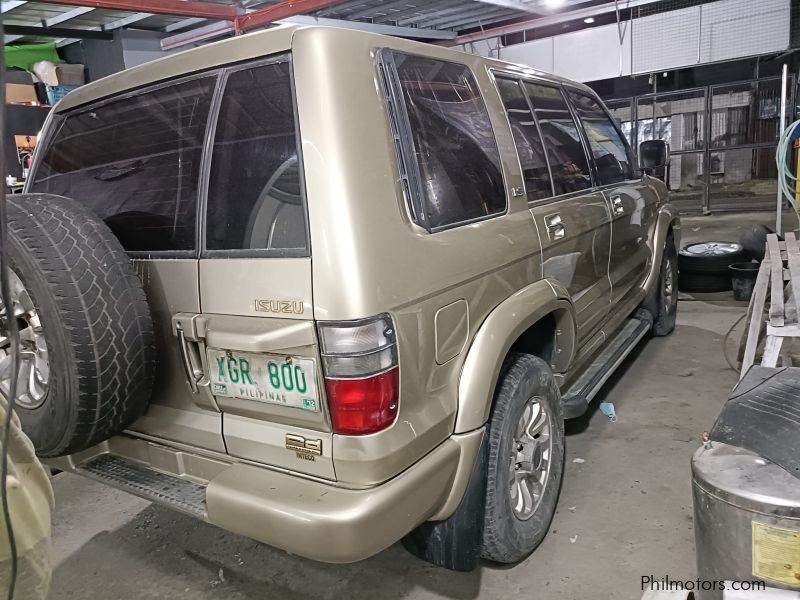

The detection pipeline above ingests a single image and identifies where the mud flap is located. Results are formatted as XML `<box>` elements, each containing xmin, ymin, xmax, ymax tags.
<box><xmin>401</xmin><ymin>434</ymin><xmax>488</xmax><ymax>571</ymax></box>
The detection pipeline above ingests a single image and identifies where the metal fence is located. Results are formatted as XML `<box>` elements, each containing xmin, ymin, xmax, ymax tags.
<box><xmin>606</xmin><ymin>74</ymin><xmax>794</xmax><ymax>213</ymax></box>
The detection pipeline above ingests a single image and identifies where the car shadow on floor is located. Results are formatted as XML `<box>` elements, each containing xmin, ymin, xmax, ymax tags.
<box><xmin>51</xmin><ymin>500</ymin><xmax>484</xmax><ymax>600</ymax></box>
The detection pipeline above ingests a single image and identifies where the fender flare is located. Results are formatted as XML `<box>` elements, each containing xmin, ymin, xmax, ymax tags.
<box><xmin>643</xmin><ymin>203</ymin><xmax>681</xmax><ymax>298</ymax></box>
<box><xmin>454</xmin><ymin>278</ymin><xmax>577</xmax><ymax>433</ymax></box>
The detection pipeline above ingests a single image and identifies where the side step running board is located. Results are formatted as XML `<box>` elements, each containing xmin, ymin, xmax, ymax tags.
<box><xmin>77</xmin><ymin>454</ymin><xmax>208</xmax><ymax>518</ymax></box>
<box><xmin>561</xmin><ymin>315</ymin><xmax>652</xmax><ymax>419</ymax></box>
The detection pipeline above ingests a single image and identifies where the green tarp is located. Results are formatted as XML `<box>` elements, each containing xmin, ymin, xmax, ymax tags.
<box><xmin>5</xmin><ymin>42</ymin><xmax>60</xmax><ymax>71</ymax></box>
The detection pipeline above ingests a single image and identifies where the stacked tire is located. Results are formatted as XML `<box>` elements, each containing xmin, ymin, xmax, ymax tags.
<box><xmin>678</xmin><ymin>242</ymin><xmax>746</xmax><ymax>293</ymax></box>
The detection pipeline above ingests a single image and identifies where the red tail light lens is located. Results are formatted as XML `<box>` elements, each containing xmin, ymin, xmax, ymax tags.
<box><xmin>325</xmin><ymin>368</ymin><xmax>399</xmax><ymax>435</ymax></box>
<box><xmin>318</xmin><ymin>314</ymin><xmax>399</xmax><ymax>435</ymax></box>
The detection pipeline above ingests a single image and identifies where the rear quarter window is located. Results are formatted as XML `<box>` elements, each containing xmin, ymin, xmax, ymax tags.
<box><xmin>29</xmin><ymin>76</ymin><xmax>216</xmax><ymax>252</ymax></box>
<box><xmin>380</xmin><ymin>51</ymin><xmax>506</xmax><ymax>231</ymax></box>
<box><xmin>204</xmin><ymin>56</ymin><xmax>308</xmax><ymax>254</ymax></box>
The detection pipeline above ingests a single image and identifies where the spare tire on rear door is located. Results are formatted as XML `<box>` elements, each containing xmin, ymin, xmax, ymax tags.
<box><xmin>4</xmin><ymin>193</ymin><xmax>155</xmax><ymax>457</ymax></box>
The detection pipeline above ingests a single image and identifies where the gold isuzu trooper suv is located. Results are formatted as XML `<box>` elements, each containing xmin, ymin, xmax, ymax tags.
<box><xmin>12</xmin><ymin>25</ymin><xmax>678</xmax><ymax>570</ymax></box>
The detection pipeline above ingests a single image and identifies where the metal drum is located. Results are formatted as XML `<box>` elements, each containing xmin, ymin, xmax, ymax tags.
<box><xmin>692</xmin><ymin>442</ymin><xmax>800</xmax><ymax>600</ymax></box>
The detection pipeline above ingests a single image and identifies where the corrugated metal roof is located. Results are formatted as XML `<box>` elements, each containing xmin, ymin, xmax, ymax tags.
<box><xmin>1</xmin><ymin>0</ymin><xmax>594</xmax><ymax>47</ymax></box>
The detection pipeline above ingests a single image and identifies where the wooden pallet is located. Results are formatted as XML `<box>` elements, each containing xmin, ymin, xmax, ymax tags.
<box><xmin>741</xmin><ymin>232</ymin><xmax>800</xmax><ymax>374</ymax></box>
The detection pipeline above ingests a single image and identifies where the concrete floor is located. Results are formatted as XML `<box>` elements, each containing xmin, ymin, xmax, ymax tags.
<box><xmin>48</xmin><ymin>212</ymin><xmax>772</xmax><ymax>600</ymax></box>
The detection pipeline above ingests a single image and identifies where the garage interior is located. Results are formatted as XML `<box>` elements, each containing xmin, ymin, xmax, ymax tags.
<box><xmin>2</xmin><ymin>1</ymin><xmax>799</xmax><ymax>600</ymax></box>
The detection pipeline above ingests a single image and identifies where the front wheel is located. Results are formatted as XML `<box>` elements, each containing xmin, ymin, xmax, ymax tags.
<box><xmin>653</xmin><ymin>235</ymin><xmax>678</xmax><ymax>336</ymax></box>
<box><xmin>481</xmin><ymin>353</ymin><xmax>565</xmax><ymax>563</ymax></box>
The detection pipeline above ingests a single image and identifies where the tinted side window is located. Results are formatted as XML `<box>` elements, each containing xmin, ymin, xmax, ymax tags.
<box><xmin>206</xmin><ymin>58</ymin><xmax>308</xmax><ymax>253</ymax></box>
<box><xmin>31</xmin><ymin>77</ymin><xmax>215</xmax><ymax>251</ymax></box>
<box><xmin>391</xmin><ymin>53</ymin><xmax>506</xmax><ymax>230</ymax></box>
<box><xmin>495</xmin><ymin>77</ymin><xmax>553</xmax><ymax>201</ymax></box>
<box><xmin>523</xmin><ymin>82</ymin><xmax>592</xmax><ymax>196</ymax></box>
<box><xmin>567</xmin><ymin>90</ymin><xmax>636</xmax><ymax>185</ymax></box>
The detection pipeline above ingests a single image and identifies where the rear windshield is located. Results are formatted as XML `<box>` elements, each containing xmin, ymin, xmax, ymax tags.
<box><xmin>28</xmin><ymin>55</ymin><xmax>308</xmax><ymax>256</ymax></box>
<box><xmin>30</xmin><ymin>77</ymin><xmax>216</xmax><ymax>252</ymax></box>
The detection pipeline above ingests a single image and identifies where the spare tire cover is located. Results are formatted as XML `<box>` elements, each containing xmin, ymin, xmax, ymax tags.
<box><xmin>4</xmin><ymin>193</ymin><xmax>155</xmax><ymax>457</ymax></box>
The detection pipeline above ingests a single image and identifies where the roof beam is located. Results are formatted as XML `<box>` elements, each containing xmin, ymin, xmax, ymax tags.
<box><xmin>233</xmin><ymin>0</ymin><xmax>351</xmax><ymax>34</ymax></box>
<box><xmin>423</xmin><ymin>5</ymin><xmax>515</xmax><ymax>28</ymax></box>
<box><xmin>473</xmin><ymin>0</ymin><xmax>539</xmax><ymax>12</ymax></box>
<box><xmin>101</xmin><ymin>12</ymin><xmax>153</xmax><ymax>30</ymax></box>
<box><xmin>160</xmin><ymin>20</ymin><xmax>235</xmax><ymax>50</ymax></box>
<box><xmin>373</xmin><ymin>1</ymin><xmax>462</xmax><ymax>25</ymax></box>
<box><xmin>38</xmin><ymin>0</ymin><xmax>239</xmax><ymax>21</ymax></box>
<box><xmin>342</xmin><ymin>0</ymin><xmax>430</xmax><ymax>21</ymax></box>
<box><xmin>451</xmin><ymin>0</ymin><xmax>662</xmax><ymax>43</ymax></box>
<box><xmin>45</xmin><ymin>6</ymin><xmax>95</xmax><ymax>27</ymax></box>
<box><xmin>396</xmin><ymin>3</ymin><xmax>473</xmax><ymax>26</ymax></box>
<box><xmin>162</xmin><ymin>13</ymin><xmax>455</xmax><ymax>50</ymax></box>
<box><xmin>283</xmin><ymin>15</ymin><xmax>456</xmax><ymax>39</ymax></box>
<box><xmin>1</xmin><ymin>1</ymin><xmax>26</xmax><ymax>13</ymax></box>
<box><xmin>4</xmin><ymin>24</ymin><xmax>113</xmax><ymax>39</ymax></box>
<box><xmin>163</xmin><ymin>16</ymin><xmax>208</xmax><ymax>33</ymax></box>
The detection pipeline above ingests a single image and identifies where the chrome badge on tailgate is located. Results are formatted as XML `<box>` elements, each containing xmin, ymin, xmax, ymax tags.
<box><xmin>207</xmin><ymin>349</ymin><xmax>319</xmax><ymax>412</ymax></box>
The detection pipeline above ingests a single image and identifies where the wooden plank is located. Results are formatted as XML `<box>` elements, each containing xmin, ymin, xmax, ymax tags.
<box><xmin>767</xmin><ymin>324</ymin><xmax>800</xmax><ymax>337</ymax></box>
<box><xmin>767</xmin><ymin>234</ymin><xmax>785</xmax><ymax>327</ymax></box>
<box><xmin>761</xmin><ymin>335</ymin><xmax>784</xmax><ymax>368</ymax></box>
<box><xmin>741</xmin><ymin>258</ymin><xmax>771</xmax><ymax>376</ymax></box>
<box><xmin>784</xmin><ymin>232</ymin><xmax>800</xmax><ymax>324</ymax></box>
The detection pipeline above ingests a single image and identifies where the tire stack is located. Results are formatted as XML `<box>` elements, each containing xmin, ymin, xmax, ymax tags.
<box><xmin>679</xmin><ymin>225</ymin><xmax>777</xmax><ymax>295</ymax></box>
<box><xmin>678</xmin><ymin>242</ymin><xmax>746</xmax><ymax>293</ymax></box>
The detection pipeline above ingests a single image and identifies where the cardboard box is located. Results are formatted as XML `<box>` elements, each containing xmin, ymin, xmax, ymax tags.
<box><xmin>6</xmin><ymin>83</ymin><xmax>38</xmax><ymax>105</ymax></box>
<box><xmin>55</xmin><ymin>64</ymin><xmax>84</xmax><ymax>86</ymax></box>
<box><xmin>14</xmin><ymin>135</ymin><xmax>37</xmax><ymax>150</ymax></box>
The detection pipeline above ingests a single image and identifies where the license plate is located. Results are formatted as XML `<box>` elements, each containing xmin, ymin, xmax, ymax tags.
<box><xmin>207</xmin><ymin>349</ymin><xmax>319</xmax><ymax>412</ymax></box>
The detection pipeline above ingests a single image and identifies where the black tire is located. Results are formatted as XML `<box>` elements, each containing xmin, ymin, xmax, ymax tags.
<box><xmin>740</xmin><ymin>224</ymin><xmax>777</xmax><ymax>262</ymax></box>
<box><xmin>678</xmin><ymin>241</ymin><xmax>745</xmax><ymax>274</ymax></box>
<box><xmin>7</xmin><ymin>194</ymin><xmax>156</xmax><ymax>457</ymax></box>
<box><xmin>652</xmin><ymin>235</ymin><xmax>678</xmax><ymax>336</ymax></box>
<box><xmin>678</xmin><ymin>271</ymin><xmax>732</xmax><ymax>293</ymax></box>
<box><xmin>677</xmin><ymin>241</ymin><xmax>744</xmax><ymax>293</ymax></box>
<box><xmin>481</xmin><ymin>353</ymin><xmax>565</xmax><ymax>563</ymax></box>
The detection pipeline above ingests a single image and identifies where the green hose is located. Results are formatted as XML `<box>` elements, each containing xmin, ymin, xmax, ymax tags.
<box><xmin>775</xmin><ymin>118</ymin><xmax>800</xmax><ymax>232</ymax></box>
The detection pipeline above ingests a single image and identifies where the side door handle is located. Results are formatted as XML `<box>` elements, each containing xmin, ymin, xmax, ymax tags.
<box><xmin>544</xmin><ymin>214</ymin><xmax>566</xmax><ymax>240</ymax></box>
<box><xmin>611</xmin><ymin>195</ymin><xmax>625</xmax><ymax>215</ymax></box>
<box><xmin>173</xmin><ymin>314</ymin><xmax>207</xmax><ymax>393</ymax></box>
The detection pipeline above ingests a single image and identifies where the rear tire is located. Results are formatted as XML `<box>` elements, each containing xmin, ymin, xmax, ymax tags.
<box><xmin>481</xmin><ymin>353</ymin><xmax>565</xmax><ymax>563</ymax></box>
<box><xmin>6</xmin><ymin>194</ymin><xmax>156</xmax><ymax>457</ymax></box>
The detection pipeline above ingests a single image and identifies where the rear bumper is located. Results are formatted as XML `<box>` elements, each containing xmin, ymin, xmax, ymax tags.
<box><xmin>50</xmin><ymin>428</ymin><xmax>484</xmax><ymax>563</ymax></box>
<box><xmin>209</xmin><ymin>430</ymin><xmax>481</xmax><ymax>562</ymax></box>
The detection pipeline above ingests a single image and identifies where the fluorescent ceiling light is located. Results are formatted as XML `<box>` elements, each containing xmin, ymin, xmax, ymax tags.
<box><xmin>583</xmin><ymin>16</ymin><xmax>595</xmax><ymax>23</ymax></box>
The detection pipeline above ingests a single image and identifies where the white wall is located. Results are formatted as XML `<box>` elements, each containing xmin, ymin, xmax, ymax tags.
<box><xmin>501</xmin><ymin>37</ymin><xmax>554</xmax><ymax>72</ymax></box>
<box><xmin>632</xmin><ymin>5</ymin><xmax>702</xmax><ymax>73</ymax></box>
<box><xmin>119</xmin><ymin>30</ymin><xmax>176</xmax><ymax>69</ymax></box>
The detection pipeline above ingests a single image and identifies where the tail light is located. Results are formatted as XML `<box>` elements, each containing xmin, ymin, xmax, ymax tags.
<box><xmin>318</xmin><ymin>314</ymin><xmax>399</xmax><ymax>435</ymax></box>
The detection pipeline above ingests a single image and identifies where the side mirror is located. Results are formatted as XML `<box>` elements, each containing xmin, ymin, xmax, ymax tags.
<box><xmin>595</xmin><ymin>153</ymin><xmax>624</xmax><ymax>183</ymax></box>
<box><xmin>639</xmin><ymin>140</ymin><xmax>670</xmax><ymax>180</ymax></box>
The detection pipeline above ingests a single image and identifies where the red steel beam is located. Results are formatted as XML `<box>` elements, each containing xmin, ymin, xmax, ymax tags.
<box><xmin>41</xmin><ymin>0</ymin><xmax>240</xmax><ymax>21</ymax></box>
<box><xmin>234</xmin><ymin>0</ymin><xmax>351</xmax><ymax>34</ymax></box>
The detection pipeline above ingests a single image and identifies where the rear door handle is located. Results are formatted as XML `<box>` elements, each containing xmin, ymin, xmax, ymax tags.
<box><xmin>544</xmin><ymin>214</ymin><xmax>565</xmax><ymax>240</ymax></box>
<box><xmin>173</xmin><ymin>314</ymin><xmax>207</xmax><ymax>393</ymax></box>
<box><xmin>611</xmin><ymin>195</ymin><xmax>625</xmax><ymax>215</ymax></box>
